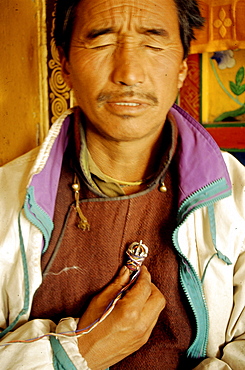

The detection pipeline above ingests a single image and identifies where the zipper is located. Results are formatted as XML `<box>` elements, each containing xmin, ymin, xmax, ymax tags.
<box><xmin>24</xmin><ymin>186</ymin><xmax>54</xmax><ymax>253</ymax></box>
<box><xmin>22</xmin><ymin>176</ymin><xmax>231</xmax><ymax>357</ymax></box>
<box><xmin>177</xmin><ymin>178</ymin><xmax>231</xmax><ymax>225</ymax></box>
<box><xmin>172</xmin><ymin>179</ymin><xmax>231</xmax><ymax>358</ymax></box>
<box><xmin>173</xmin><ymin>228</ymin><xmax>209</xmax><ymax>359</ymax></box>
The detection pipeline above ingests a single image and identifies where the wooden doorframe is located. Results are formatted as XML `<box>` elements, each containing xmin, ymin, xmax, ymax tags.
<box><xmin>37</xmin><ymin>0</ymin><xmax>49</xmax><ymax>143</ymax></box>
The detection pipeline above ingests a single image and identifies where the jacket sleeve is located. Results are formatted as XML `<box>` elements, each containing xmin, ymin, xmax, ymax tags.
<box><xmin>0</xmin><ymin>150</ymin><xmax>91</xmax><ymax>369</ymax></box>
<box><xmin>0</xmin><ymin>317</ymin><xmax>90</xmax><ymax>370</ymax></box>
<box><xmin>193</xmin><ymin>333</ymin><xmax>245</xmax><ymax>370</ymax></box>
<box><xmin>194</xmin><ymin>155</ymin><xmax>245</xmax><ymax>370</ymax></box>
<box><xmin>194</xmin><ymin>252</ymin><xmax>245</xmax><ymax>370</ymax></box>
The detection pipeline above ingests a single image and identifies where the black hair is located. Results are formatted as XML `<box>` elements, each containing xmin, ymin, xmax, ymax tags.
<box><xmin>54</xmin><ymin>0</ymin><xmax>80</xmax><ymax>58</ymax></box>
<box><xmin>54</xmin><ymin>0</ymin><xmax>204</xmax><ymax>59</ymax></box>
<box><xmin>174</xmin><ymin>0</ymin><xmax>204</xmax><ymax>58</ymax></box>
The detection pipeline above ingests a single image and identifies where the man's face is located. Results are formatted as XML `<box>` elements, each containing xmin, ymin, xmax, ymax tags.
<box><xmin>61</xmin><ymin>0</ymin><xmax>187</xmax><ymax>143</ymax></box>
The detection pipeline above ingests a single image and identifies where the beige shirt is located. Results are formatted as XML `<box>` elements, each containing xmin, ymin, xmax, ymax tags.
<box><xmin>78</xmin><ymin>117</ymin><xmax>176</xmax><ymax>197</ymax></box>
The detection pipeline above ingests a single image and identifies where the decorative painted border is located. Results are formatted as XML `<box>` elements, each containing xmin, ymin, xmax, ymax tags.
<box><xmin>46</xmin><ymin>1</ymin><xmax>72</xmax><ymax>125</ymax></box>
<box><xmin>191</xmin><ymin>0</ymin><xmax>245</xmax><ymax>54</ymax></box>
<box><xmin>37</xmin><ymin>0</ymin><xmax>49</xmax><ymax>142</ymax></box>
<box><xmin>179</xmin><ymin>54</ymin><xmax>201</xmax><ymax>122</ymax></box>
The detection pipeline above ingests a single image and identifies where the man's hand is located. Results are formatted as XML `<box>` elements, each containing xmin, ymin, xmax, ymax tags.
<box><xmin>77</xmin><ymin>266</ymin><xmax>166</xmax><ymax>370</ymax></box>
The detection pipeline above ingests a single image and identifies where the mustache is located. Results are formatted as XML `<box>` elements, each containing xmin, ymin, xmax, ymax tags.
<box><xmin>97</xmin><ymin>91</ymin><xmax>159</xmax><ymax>105</ymax></box>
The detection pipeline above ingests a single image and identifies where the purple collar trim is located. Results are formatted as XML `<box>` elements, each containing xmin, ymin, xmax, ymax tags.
<box><xmin>29</xmin><ymin>106</ymin><xmax>231</xmax><ymax>221</ymax></box>
<box><xmin>170</xmin><ymin>104</ymin><xmax>231</xmax><ymax>207</ymax></box>
<box><xmin>29</xmin><ymin>116</ymin><xmax>71</xmax><ymax>221</ymax></box>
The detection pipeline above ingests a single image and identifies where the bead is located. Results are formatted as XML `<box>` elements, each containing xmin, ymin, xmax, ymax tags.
<box><xmin>72</xmin><ymin>183</ymin><xmax>79</xmax><ymax>191</ymax></box>
<box><xmin>159</xmin><ymin>182</ymin><xmax>167</xmax><ymax>192</ymax></box>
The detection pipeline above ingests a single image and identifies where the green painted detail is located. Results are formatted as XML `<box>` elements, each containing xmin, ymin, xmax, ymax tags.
<box><xmin>210</xmin><ymin>60</ymin><xmax>245</xmax><ymax>122</ymax></box>
<box><xmin>214</xmin><ymin>105</ymin><xmax>245</xmax><ymax>122</ymax></box>
<box><xmin>202</xmin><ymin>123</ymin><xmax>245</xmax><ymax>128</ymax></box>
<box><xmin>0</xmin><ymin>209</ymin><xmax>30</xmax><ymax>338</ymax></box>
<box><xmin>231</xmin><ymin>67</ymin><xmax>245</xmax><ymax>95</ymax></box>
<box><xmin>210</xmin><ymin>59</ymin><xmax>243</xmax><ymax>107</ymax></box>
<box><xmin>50</xmin><ymin>336</ymin><xmax>77</xmax><ymax>370</ymax></box>
<box><xmin>24</xmin><ymin>186</ymin><xmax>54</xmax><ymax>253</ymax></box>
<box><xmin>220</xmin><ymin>148</ymin><xmax>245</xmax><ymax>152</ymax></box>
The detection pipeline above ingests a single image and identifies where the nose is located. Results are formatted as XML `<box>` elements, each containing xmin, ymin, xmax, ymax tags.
<box><xmin>111</xmin><ymin>45</ymin><xmax>145</xmax><ymax>87</ymax></box>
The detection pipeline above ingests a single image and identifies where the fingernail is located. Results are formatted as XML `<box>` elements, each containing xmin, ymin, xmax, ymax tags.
<box><xmin>119</xmin><ymin>266</ymin><xmax>128</xmax><ymax>276</ymax></box>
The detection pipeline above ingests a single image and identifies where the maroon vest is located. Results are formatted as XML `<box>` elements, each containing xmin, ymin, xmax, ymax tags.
<box><xmin>31</xmin><ymin>149</ymin><xmax>193</xmax><ymax>369</ymax></box>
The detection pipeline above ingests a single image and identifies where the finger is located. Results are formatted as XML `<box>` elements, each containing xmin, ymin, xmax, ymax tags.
<box><xmin>118</xmin><ymin>283</ymin><xmax>166</xmax><ymax>338</ymax></box>
<box><xmin>78</xmin><ymin>267</ymin><xmax>131</xmax><ymax>329</ymax></box>
<box><xmin>121</xmin><ymin>266</ymin><xmax>152</xmax><ymax>307</ymax></box>
<box><xmin>88</xmin><ymin>266</ymin><xmax>131</xmax><ymax>312</ymax></box>
<box><xmin>142</xmin><ymin>282</ymin><xmax>166</xmax><ymax>316</ymax></box>
<box><xmin>123</xmin><ymin>280</ymin><xmax>166</xmax><ymax>321</ymax></box>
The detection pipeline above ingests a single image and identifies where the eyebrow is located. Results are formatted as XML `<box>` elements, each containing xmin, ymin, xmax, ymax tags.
<box><xmin>85</xmin><ymin>27</ymin><xmax>169</xmax><ymax>40</ymax></box>
<box><xmin>86</xmin><ymin>27</ymin><xmax>115</xmax><ymax>39</ymax></box>
<box><xmin>142</xmin><ymin>28</ymin><xmax>169</xmax><ymax>37</ymax></box>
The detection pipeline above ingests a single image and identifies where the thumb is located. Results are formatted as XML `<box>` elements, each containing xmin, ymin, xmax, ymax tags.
<box><xmin>118</xmin><ymin>266</ymin><xmax>131</xmax><ymax>283</ymax></box>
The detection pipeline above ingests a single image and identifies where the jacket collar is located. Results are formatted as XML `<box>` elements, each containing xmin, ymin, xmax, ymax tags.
<box><xmin>26</xmin><ymin>105</ymin><xmax>232</xmax><ymax>225</ymax></box>
<box><xmin>169</xmin><ymin>105</ymin><xmax>231</xmax><ymax>222</ymax></box>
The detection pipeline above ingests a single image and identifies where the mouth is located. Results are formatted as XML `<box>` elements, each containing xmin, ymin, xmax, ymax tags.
<box><xmin>106</xmin><ymin>100</ymin><xmax>149</xmax><ymax>116</ymax></box>
<box><xmin>114</xmin><ymin>102</ymin><xmax>140</xmax><ymax>107</ymax></box>
<box><xmin>97</xmin><ymin>91</ymin><xmax>158</xmax><ymax>117</ymax></box>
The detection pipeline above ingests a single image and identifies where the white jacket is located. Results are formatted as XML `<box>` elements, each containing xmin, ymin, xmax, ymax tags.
<box><xmin>0</xmin><ymin>106</ymin><xmax>245</xmax><ymax>369</ymax></box>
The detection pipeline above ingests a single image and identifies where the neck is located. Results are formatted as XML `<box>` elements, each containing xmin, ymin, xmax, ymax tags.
<box><xmin>86</xmin><ymin>127</ymin><xmax>165</xmax><ymax>183</ymax></box>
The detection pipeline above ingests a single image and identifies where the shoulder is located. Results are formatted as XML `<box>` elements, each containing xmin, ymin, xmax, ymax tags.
<box><xmin>0</xmin><ymin>147</ymin><xmax>40</xmax><ymax>210</ymax></box>
<box><xmin>222</xmin><ymin>151</ymin><xmax>245</xmax><ymax>183</ymax></box>
<box><xmin>0</xmin><ymin>147</ymin><xmax>40</xmax><ymax>183</ymax></box>
<box><xmin>221</xmin><ymin>152</ymin><xmax>245</xmax><ymax>206</ymax></box>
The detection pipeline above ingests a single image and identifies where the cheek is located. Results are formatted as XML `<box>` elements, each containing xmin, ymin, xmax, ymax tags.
<box><xmin>148</xmin><ymin>55</ymin><xmax>182</xmax><ymax>110</ymax></box>
<box><xmin>152</xmin><ymin>51</ymin><xmax>183</xmax><ymax>79</ymax></box>
<box><xmin>150</xmin><ymin>60</ymin><xmax>181</xmax><ymax>100</ymax></box>
<box><xmin>71</xmin><ymin>49</ymin><xmax>112</xmax><ymax>76</ymax></box>
<box><xmin>70</xmin><ymin>51</ymin><xmax>112</xmax><ymax>96</ymax></box>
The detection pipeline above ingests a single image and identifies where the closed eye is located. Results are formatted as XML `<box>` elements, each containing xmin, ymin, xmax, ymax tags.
<box><xmin>90</xmin><ymin>43</ymin><xmax>114</xmax><ymax>50</ymax></box>
<box><xmin>145</xmin><ymin>45</ymin><xmax>163</xmax><ymax>51</ymax></box>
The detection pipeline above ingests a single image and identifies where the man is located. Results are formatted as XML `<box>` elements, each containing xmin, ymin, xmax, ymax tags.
<box><xmin>0</xmin><ymin>0</ymin><xmax>244</xmax><ymax>369</ymax></box>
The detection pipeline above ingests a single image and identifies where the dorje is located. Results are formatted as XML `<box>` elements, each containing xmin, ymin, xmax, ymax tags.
<box><xmin>126</xmin><ymin>240</ymin><xmax>148</xmax><ymax>273</ymax></box>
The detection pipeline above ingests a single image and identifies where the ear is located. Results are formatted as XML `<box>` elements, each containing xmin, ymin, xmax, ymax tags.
<box><xmin>177</xmin><ymin>58</ymin><xmax>188</xmax><ymax>89</ymax></box>
<box><xmin>58</xmin><ymin>47</ymin><xmax>73</xmax><ymax>89</ymax></box>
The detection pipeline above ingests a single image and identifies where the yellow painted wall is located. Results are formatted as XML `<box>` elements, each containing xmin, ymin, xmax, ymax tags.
<box><xmin>0</xmin><ymin>0</ymin><xmax>47</xmax><ymax>166</ymax></box>
<box><xmin>202</xmin><ymin>50</ymin><xmax>245</xmax><ymax>123</ymax></box>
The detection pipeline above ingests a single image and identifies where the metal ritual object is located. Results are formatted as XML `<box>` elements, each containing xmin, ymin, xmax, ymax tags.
<box><xmin>126</xmin><ymin>240</ymin><xmax>148</xmax><ymax>279</ymax></box>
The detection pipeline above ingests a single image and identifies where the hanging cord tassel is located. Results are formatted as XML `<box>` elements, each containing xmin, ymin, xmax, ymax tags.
<box><xmin>72</xmin><ymin>174</ymin><xmax>90</xmax><ymax>231</ymax></box>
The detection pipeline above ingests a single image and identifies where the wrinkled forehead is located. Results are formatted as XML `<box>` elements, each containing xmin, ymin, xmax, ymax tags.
<box><xmin>74</xmin><ymin>0</ymin><xmax>179</xmax><ymax>33</ymax></box>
